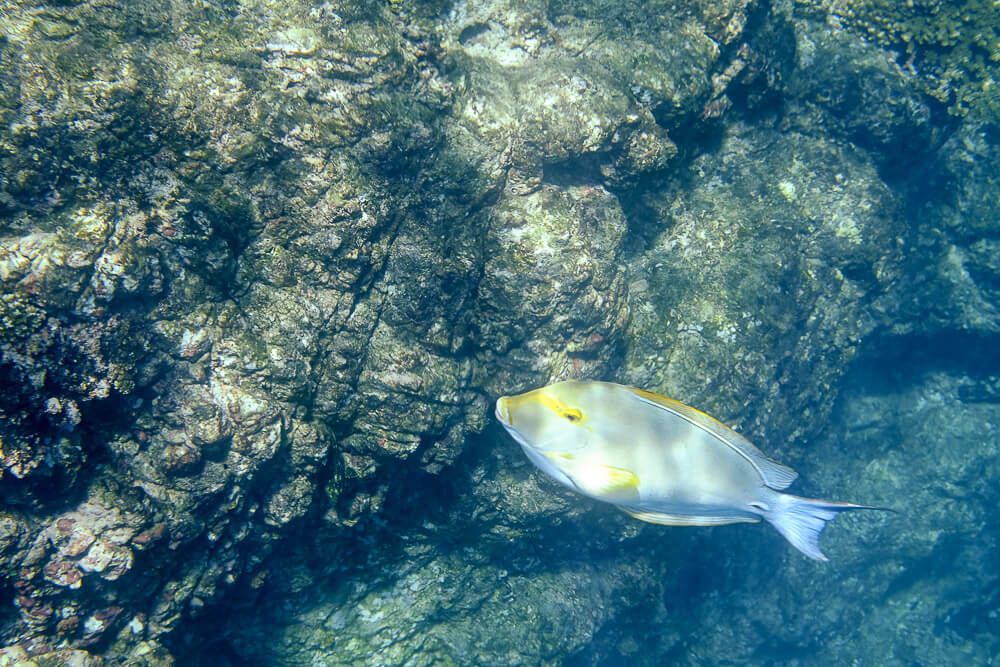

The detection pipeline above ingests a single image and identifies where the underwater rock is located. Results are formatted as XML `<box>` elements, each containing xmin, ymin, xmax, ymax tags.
<box><xmin>1</xmin><ymin>0</ymin><xmax>462</xmax><ymax>656</ymax></box>
<box><xmin>626</xmin><ymin>122</ymin><xmax>903</xmax><ymax>453</ymax></box>
<box><xmin>237</xmin><ymin>550</ymin><xmax>664</xmax><ymax>666</ymax></box>
<box><xmin>477</xmin><ymin>183</ymin><xmax>630</xmax><ymax>391</ymax></box>
<box><xmin>779</xmin><ymin>9</ymin><xmax>938</xmax><ymax>159</ymax></box>
<box><xmin>789</xmin><ymin>0</ymin><xmax>1000</xmax><ymax>119</ymax></box>
<box><xmin>650</xmin><ymin>361</ymin><xmax>1000</xmax><ymax>667</ymax></box>
<box><xmin>0</xmin><ymin>210</ymin><xmax>152</xmax><ymax>494</ymax></box>
<box><xmin>890</xmin><ymin>120</ymin><xmax>1000</xmax><ymax>336</ymax></box>
<box><xmin>0</xmin><ymin>643</ymin><xmax>106</xmax><ymax>666</ymax></box>
<box><xmin>444</xmin><ymin>0</ymin><xmax>726</xmax><ymax>187</ymax></box>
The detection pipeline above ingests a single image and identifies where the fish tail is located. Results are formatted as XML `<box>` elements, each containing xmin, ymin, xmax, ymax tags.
<box><xmin>763</xmin><ymin>493</ymin><xmax>884</xmax><ymax>561</ymax></box>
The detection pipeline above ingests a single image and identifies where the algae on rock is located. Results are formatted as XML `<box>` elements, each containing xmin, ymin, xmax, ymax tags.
<box><xmin>791</xmin><ymin>0</ymin><xmax>1000</xmax><ymax>118</ymax></box>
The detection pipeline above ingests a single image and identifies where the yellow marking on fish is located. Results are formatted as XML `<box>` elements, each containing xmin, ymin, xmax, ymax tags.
<box><xmin>543</xmin><ymin>451</ymin><xmax>577</xmax><ymax>462</ymax></box>
<box><xmin>571</xmin><ymin>462</ymin><xmax>641</xmax><ymax>503</ymax></box>
<box><xmin>537</xmin><ymin>393</ymin><xmax>586</xmax><ymax>424</ymax></box>
<box><xmin>595</xmin><ymin>465</ymin><xmax>640</xmax><ymax>493</ymax></box>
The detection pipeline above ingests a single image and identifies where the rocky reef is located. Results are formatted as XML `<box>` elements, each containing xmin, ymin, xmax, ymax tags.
<box><xmin>0</xmin><ymin>0</ymin><xmax>997</xmax><ymax>664</ymax></box>
<box><xmin>793</xmin><ymin>0</ymin><xmax>1000</xmax><ymax>118</ymax></box>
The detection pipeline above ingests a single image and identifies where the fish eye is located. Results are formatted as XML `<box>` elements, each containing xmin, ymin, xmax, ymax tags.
<box><xmin>537</xmin><ymin>393</ymin><xmax>586</xmax><ymax>425</ymax></box>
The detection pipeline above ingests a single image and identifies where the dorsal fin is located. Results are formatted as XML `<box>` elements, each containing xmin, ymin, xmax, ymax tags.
<box><xmin>628</xmin><ymin>387</ymin><xmax>799</xmax><ymax>490</ymax></box>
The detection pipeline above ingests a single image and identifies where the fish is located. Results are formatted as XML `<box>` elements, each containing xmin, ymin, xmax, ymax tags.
<box><xmin>495</xmin><ymin>380</ymin><xmax>883</xmax><ymax>561</ymax></box>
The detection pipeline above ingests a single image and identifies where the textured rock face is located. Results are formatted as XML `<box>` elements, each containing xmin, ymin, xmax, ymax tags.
<box><xmin>626</xmin><ymin>123</ymin><xmax>903</xmax><ymax>454</ymax></box>
<box><xmin>789</xmin><ymin>0</ymin><xmax>1000</xmax><ymax>118</ymax></box>
<box><xmin>896</xmin><ymin>121</ymin><xmax>1000</xmax><ymax>336</ymax></box>
<box><xmin>1</xmin><ymin>0</ymin><xmax>470</xmax><ymax>657</ymax></box>
<box><xmin>0</xmin><ymin>0</ymin><xmax>998</xmax><ymax>665</ymax></box>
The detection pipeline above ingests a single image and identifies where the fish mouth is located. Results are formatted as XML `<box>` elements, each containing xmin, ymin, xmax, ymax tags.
<box><xmin>494</xmin><ymin>396</ymin><xmax>511</xmax><ymax>426</ymax></box>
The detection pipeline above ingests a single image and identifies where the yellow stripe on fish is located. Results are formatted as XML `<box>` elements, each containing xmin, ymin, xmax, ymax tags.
<box><xmin>536</xmin><ymin>392</ymin><xmax>586</xmax><ymax>425</ymax></box>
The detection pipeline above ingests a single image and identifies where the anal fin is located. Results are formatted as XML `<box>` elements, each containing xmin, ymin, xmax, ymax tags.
<box><xmin>621</xmin><ymin>507</ymin><xmax>760</xmax><ymax>527</ymax></box>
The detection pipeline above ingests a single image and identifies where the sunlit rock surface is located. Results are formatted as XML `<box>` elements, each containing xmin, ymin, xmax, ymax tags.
<box><xmin>626</xmin><ymin>122</ymin><xmax>903</xmax><ymax>457</ymax></box>
<box><xmin>0</xmin><ymin>0</ymin><xmax>997</xmax><ymax>664</ymax></box>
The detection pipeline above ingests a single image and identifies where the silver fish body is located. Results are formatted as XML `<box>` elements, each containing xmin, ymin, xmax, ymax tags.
<box><xmin>496</xmin><ymin>380</ymin><xmax>880</xmax><ymax>560</ymax></box>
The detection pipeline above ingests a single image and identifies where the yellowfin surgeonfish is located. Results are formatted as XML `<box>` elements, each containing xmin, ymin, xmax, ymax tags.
<box><xmin>496</xmin><ymin>380</ymin><xmax>882</xmax><ymax>561</ymax></box>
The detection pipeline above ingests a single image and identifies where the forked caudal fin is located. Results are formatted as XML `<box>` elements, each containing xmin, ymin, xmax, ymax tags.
<box><xmin>763</xmin><ymin>493</ymin><xmax>885</xmax><ymax>561</ymax></box>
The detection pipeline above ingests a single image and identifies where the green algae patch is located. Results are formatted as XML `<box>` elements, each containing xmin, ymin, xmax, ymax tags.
<box><xmin>795</xmin><ymin>0</ymin><xmax>1000</xmax><ymax>118</ymax></box>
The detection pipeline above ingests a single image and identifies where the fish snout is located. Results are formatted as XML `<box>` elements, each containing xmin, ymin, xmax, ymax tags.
<box><xmin>495</xmin><ymin>396</ymin><xmax>511</xmax><ymax>425</ymax></box>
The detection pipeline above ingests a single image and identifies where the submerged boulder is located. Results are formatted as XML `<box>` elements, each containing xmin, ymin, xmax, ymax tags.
<box><xmin>626</xmin><ymin>122</ymin><xmax>904</xmax><ymax>455</ymax></box>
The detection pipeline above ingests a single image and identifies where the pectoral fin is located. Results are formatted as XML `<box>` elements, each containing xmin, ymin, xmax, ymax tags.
<box><xmin>556</xmin><ymin>459</ymin><xmax>641</xmax><ymax>504</ymax></box>
<box><xmin>621</xmin><ymin>507</ymin><xmax>760</xmax><ymax>526</ymax></box>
